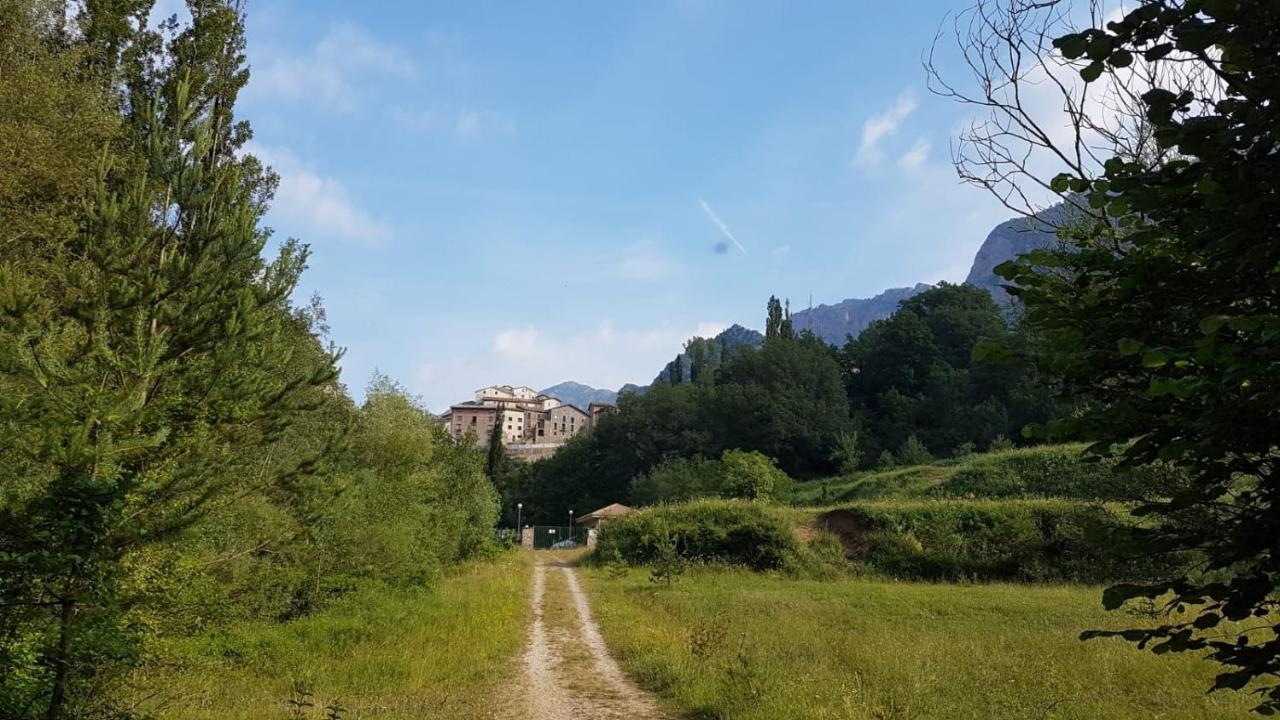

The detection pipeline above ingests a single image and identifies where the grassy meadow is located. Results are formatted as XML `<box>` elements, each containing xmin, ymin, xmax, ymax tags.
<box><xmin>581</xmin><ymin>564</ymin><xmax>1256</xmax><ymax>720</ymax></box>
<box><xmin>129</xmin><ymin>552</ymin><xmax>532</xmax><ymax>720</ymax></box>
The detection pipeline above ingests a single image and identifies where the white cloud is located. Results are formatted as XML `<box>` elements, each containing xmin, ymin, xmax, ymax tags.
<box><xmin>897</xmin><ymin>137</ymin><xmax>930</xmax><ymax>171</ymax></box>
<box><xmin>856</xmin><ymin>90</ymin><xmax>919</xmax><ymax>165</ymax></box>
<box><xmin>389</xmin><ymin>106</ymin><xmax>514</xmax><ymax>142</ymax></box>
<box><xmin>614</xmin><ymin>241</ymin><xmax>684</xmax><ymax>281</ymax></box>
<box><xmin>493</xmin><ymin>326</ymin><xmax>542</xmax><ymax>360</ymax></box>
<box><xmin>455</xmin><ymin>110</ymin><xmax>483</xmax><ymax>141</ymax></box>
<box><xmin>249</xmin><ymin>23</ymin><xmax>413</xmax><ymax>111</ymax></box>
<box><xmin>692</xmin><ymin>322</ymin><xmax>729</xmax><ymax>339</ymax></box>
<box><xmin>409</xmin><ymin>319</ymin><xmax>728</xmax><ymax>411</ymax></box>
<box><xmin>248</xmin><ymin>143</ymin><xmax>390</xmax><ymax>247</ymax></box>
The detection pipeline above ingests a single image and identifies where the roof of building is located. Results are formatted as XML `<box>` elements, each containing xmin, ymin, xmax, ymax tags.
<box><xmin>475</xmin><ymin>384</ymin><xmax>539</xmax><ymax>394</ymax></box>
<box><xmin>549</xmin><ymin>403</ymin><xmax>589</xmax><ymax>417</ymax></box>
<box><xmin>450</xmin><ymin>402</ymin><xmax>497</xmax><ymax>412</ymax></box>
<box><xmin>577</xmin><ymin>503</ymin><xmax>631</xmax><ymax>522</ymax></box>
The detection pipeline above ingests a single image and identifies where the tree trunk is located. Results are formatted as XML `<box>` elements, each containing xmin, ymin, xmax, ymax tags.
<box><xmin>44</xmin><ymin>597</ymin><xmax>74</xmax><ymax>720</ymax></box>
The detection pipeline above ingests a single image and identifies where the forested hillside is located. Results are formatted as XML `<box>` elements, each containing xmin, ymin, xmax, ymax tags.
<box><xmin>505</xmin><ymin>284</ymin><xmax>1057</xmax><ymax>524</ymax></box>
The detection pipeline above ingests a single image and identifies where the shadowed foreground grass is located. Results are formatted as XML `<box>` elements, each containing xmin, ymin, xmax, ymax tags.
<box><xmin>582</xmin><ymin>565</ymin><xmax>1256</xmax><ymax>720</ymax></box>
<box><xmin>133</xmin><ymin>552</ymin><xmax>531</xmax><ymax>719</ymax></box>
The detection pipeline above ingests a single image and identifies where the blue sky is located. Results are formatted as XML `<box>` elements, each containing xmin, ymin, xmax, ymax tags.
<box><xmin>176</xmin><ymin>0</ymin><xmax>1023</xmax><ymax>410</ymax></box>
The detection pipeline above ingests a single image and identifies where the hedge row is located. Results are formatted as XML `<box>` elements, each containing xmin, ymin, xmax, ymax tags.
<box><xmin>830</xmin><ymin>499</ymin><xmax>1184</xmax><ymax>583</ymax></box>
<box><xmin>790</xmin><ymin>445</ymin><xmax>1186</xmax><ymax>505</ymax></box>
<box><xmin>595</xmin><ymin>497</ymin><xmax>1187</xmax><ymax>584</ymax></box>
<box><xmin>593</xmin><ymin>500</ymin><xmax>837</xmax><ymax>575</ymax></box>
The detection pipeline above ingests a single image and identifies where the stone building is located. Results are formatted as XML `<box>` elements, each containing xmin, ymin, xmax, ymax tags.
<box><xmin>442</xmin><ymin>385</ymin><xmax>601</xmax><ymax>456</ymax></box>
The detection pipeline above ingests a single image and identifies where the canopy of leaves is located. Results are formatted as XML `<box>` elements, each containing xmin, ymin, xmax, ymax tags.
<box><xmin>839</xmin><ymin>283</ymin><xmax>1056</xmax><ymax>461</ymax></box>
<box><xmin>995</xmin><ymin>0</ymin><xmax>1280</xmax><ymax>711</ymax></box>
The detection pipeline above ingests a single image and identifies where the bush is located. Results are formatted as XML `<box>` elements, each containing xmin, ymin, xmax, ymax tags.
<box><xmin>788</xmin><ymin>444</ymin><xmax>1188</xmax><ymax>505</ymax></box>
<box><xmin>875</xmin><ymin>450</ymin><xmax>895</xmax><ymax>470</ymax></box>
<box><xmin>720</xmin><ymin>450</ymin><xmax>787</xmax><ymax>501</ymax></box>
<box><xmin>989</xmin><ymin>435</ymin><xmax>1016</xmax><ymax>452</ymax></box>
<box><xmin>630</xmin><ymin>456</ymin><xmax>724</xmax><ymax>505</ymax></box>
<box><xmin>594</xmin><ymin>500</ymin><xmax>835</xmax><ymax>575</ymax></box>
<box><xmin>897</xmin><ymin>435</ymin><xmax>934</xmax><ymax>466</ymax></box>
<box><xmin>823</xmin><ymin>500</ymin><xmax>1183</xmax><ymax>583</ymax></box>
<box><xmin>630</xmin><ymin>450</ymin><xmax>791</xmax><ymax>505</ymax></box>
<box><xmin>930</xmin><ymin>445</ymin><xmax>1185</xmax><ymax>500</ymax></box>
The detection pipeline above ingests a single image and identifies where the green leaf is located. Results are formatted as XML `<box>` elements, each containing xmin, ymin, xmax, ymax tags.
<box><xmin>1142</xmin><ymin>349</ymin><xmax>1170</xmax><ymax>368</ymax></box>
<box><xmin>1108</xmin><ymin>49</ymin><xmax>1134</xmax><ymax>68</ymax></box>
<box><xmin>1080</xmin><ymin>61</ymin><xmax>1105</xmax><ymax>83</ymax></box>
<box><xmin>972</xmin><ymin>340</ymin><xmax>1017</xmax><ymax>364</ymax></box>
<box><xmin>1117</xmin><ymin>338</ymin><xmax>1143</xmax><ymax>356</ymax></box>
<box><xmin>1199</xmin><ymin>315</ymin><xmax>1230</xmax><ymax>334</ymax></box>
<box><xmin>1228</xmin><ymin>316</ymin><xmax>1260</xmax><ymax>332</ymax></box>
<box><xmin>1085</xmin><ymin>35</ymin><xmax>1114</xmax><ymax>61</ymax></box>
<box><xmin>1050</xmin><ymin>173</ymin><xmax>1072</xmax><ymax>193</ymax></box>
<box><xmin>1054</xmin><ymin>33</ymin><xmax>1088</xmax><ymax>60</ymax></box>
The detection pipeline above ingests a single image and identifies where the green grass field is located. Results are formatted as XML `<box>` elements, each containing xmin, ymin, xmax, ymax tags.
<box><xmin>131</xmin><ymin>552</ymin><xmax>532</xmax><ymax>719</ymax></box>
<box><xmin>581</xmin><ymin>564</ymin><xmax>1258</xmax><ymax>720</ymax></box>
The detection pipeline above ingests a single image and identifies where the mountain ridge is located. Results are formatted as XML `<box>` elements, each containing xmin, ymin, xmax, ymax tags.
<box><xmin>554</xmin><ymin>204</ymin><xmax>1065</xmax><ymax>396</ymax></box>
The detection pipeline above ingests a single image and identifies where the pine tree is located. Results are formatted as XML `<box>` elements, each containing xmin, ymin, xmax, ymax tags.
<box><xmin>765</xmin><ymin>296</ymin><xmax>783</xmax><ymax>340</ymax></box>
<box><xmin>0</xmin><ymin>3</ymin><xmax>337</xmax><ymax>715</ymax></box>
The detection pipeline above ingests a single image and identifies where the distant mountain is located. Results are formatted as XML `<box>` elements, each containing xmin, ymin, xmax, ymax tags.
<box><xmin>791</xmin><ymin>284</ymin><xmax>933</xmax><ymax>346</ymax></box>
<box><xmin>617</xmin><ymin>383</ymin><xmax>648</xmax><ymax>397</ymax></box>
<box><xmin>716</xmin><ymin>323</ymin><xmax>766</xmax><ymax>349</ymax></box>
<box><xmin>540</xmin><ymin>381</ymin><xmax>618</xmax><ymax>409</ymax></box>
<box><xmin>964</xmin><ymin>203</ymin><xmax>1070</xmax><ymax>304</ymax></box>
<box><xmin>622</xmin><ymin>202</ymin><xmax>1072</xmax><ymax>391</ymax></box>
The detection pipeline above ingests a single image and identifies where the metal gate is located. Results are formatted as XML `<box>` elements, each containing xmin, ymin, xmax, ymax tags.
<box><xmin>531</xmin><ymin>525</ymin><xmax>588</xmax><ymax>550</ymax></box>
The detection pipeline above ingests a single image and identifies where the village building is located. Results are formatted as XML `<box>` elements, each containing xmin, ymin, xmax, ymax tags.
<box><xmin>442</xmin><ymin>385</ymin><xmax>613</xmax><ymax>459</ymax></box>
<box><xmin>575</xmin><ymin>503</ymin><xmax>631</xmax><ymax>530</ymax></box>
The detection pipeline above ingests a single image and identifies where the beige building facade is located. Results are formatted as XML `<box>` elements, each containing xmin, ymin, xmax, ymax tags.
<box><xmin>443</xmin><ymin>385</ymin><xmax>612</xmax><ymax>457</ymax></box>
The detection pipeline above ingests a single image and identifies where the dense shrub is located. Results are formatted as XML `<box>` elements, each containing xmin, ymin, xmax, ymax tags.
<box><xmin>630</xmin><ymin>450</ymin><xmax>790</xmax><ymax>505</ymax></box>
<box><xmin>897</xmin><ymin>435</ymin><xmax>934</xmax><ymax>466</ymax></box>
<box><xmin>719</xmin><ymin>450</ymin><xmax>788</xmax><ymax>501</ymax></box>
<box><xmin>595</xmin><ymin>500</ymin><xmax>829</xmax><ymax>574</ymax></box>
<box><xmin>929</xmin><ymin>446</ymin><xmax>1185</xmax><ymax>500</ymax></box>
<box><xmin>788</xmin><ymin>444</ymin><xmax>1187</xmax><ymax>506</ymax></box>
<box><xmin>825</xmin><ymin>500</ymin><xmax>1184</xmax><ymax>583</ymax></box>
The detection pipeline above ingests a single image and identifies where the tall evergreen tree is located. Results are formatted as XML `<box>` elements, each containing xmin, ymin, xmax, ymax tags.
<box><xmin>0</xmin><ymin>2</ymin><xmax>338</xmax><ymax>715</ymax></box>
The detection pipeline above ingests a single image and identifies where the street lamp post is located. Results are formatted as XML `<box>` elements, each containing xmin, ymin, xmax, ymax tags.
<box><xmin>568</xmin><ymin>509</ymin><xmax>575</xmax><ymax>545</ymax></box>
<box><xmin>516</xmin><ymin>503</ymin><xmax>523</xmax><ymax>538</ymax></box>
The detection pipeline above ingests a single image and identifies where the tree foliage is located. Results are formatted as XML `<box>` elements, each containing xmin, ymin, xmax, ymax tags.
<box><xmin>954</xmin><ymin>0</ymin><xmax>1279</xmax><ymax>711</ymax></box>
<box><xmin>0</xmin><ymin>3</ymin><xmax>501</xmax><ymax>716</ymax></box>
<box><xmin>840</xmin><ymin>283</ymin><xmax>1055</xmax><ymax>460</ymax></box>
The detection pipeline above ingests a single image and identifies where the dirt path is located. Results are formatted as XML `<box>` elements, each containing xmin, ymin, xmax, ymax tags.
<box><xmin>513</xmin><ymin>555</ymin><xmax>671</xmax><ymax>720</ymax></box>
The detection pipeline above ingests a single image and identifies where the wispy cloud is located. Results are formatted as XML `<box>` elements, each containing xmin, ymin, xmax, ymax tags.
<box><xmin>856</xmin><ymin>90</ymin><xmax>919</xmax><ymax>165</ymax></box>
<box><xmin>614</xmin><ymin>240</ymin><xmax>685</xmax><ymax>281</ymax></box>
<box><xmin>389</xmin><ymin>106</ymin><xmax>515</xmax><ymax>142</ymax></box>
<box><xmin>248</xmin><ymin>143</ymin><xmax>390</xmax><ymax>247</ymax></box>
<box><xmin>248</xmin><ymin>23</ymin><xmax>413</xmax><ymax>112</ymax></box>
<box><xmin>698</xmin><ymin>199</ymin><xmax>747</xmax><ymax>254</ymax></box>
<box><xmin>405</xmin><ymin>318</ymin><xmax>731</xmax><ymax>411</ymax></box>
<box><xmin>897</xmin><ymin>137</ymin><xmax>930</xmax><ymax>171</ymax></box>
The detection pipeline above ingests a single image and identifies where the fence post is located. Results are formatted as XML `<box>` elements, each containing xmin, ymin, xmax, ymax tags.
<box><xmin>521</xmin><ymin>526</ymin><xmax>534</xmax><ymax>549</ymax></box>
